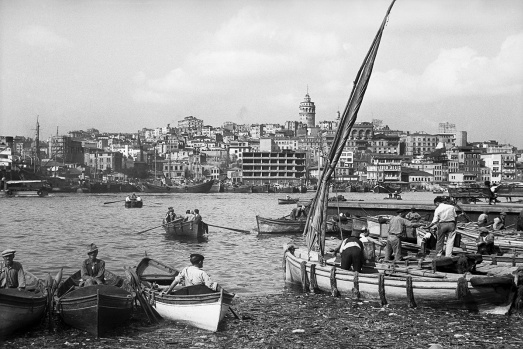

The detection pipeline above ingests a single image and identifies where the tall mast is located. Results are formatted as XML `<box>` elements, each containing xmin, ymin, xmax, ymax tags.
<box><xmin>35</xmin><ymin>116</ymin><xmax>40</xmax><ymax>172</ymax></box>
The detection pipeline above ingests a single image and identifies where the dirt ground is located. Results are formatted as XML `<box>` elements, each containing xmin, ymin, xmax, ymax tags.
<box><xmin>2</xmin><ymin>290</ymin><xmax>522</xmax><ymax>349</ymax></box>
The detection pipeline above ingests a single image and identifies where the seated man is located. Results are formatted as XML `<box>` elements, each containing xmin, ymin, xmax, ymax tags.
<box><xmin>184</xmin><ymin>210</ymin><xmax>195</xmax><ymax>222</ymax></box>
<box><xmin>165</xmin><ymin>207</ymin><xmax>176</xmax><ymax>223</ymax></box>
<box><xmin>476</xmin><ymin>227</ymin><xmax>495</xmax><ymax>255</ymax></box>
<box><xmin>80</xmin><ymin>243</ymin><xmax>105</xmax><ymax>286</ymax></box>
<box><xmin>493</xmin><ymin>212</ymin><xmax>506</xmax><ymax>230</ymax></box>
<box><xmin>0</xmin><ymin>249</ymin><xmax>26</xmax><ymax>290</ymax></box>
<box><xmin>161</xmin><ymin>254</ymin><xmax>220</xmax><ymax>294</ymax></box>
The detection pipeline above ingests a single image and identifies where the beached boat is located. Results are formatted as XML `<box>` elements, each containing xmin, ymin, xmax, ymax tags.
<box><xmin>135</xmin><ymin>257</ymin><xmax>235</xmax><ymax>332</ymax></box>
<box><xmin>251</xmin><ymin>184</ymin><xmax>269</xmax><ymax>193</ymax></box>
<box><xmin>283</xmin><ymin>0</ymin><xmax>523</xmax><ymax>315</ymax></box>
<box><xmin>284</xmin><ymin>246</ymin><xmax>518</xmax><ymax>314</ymax></box>
<box><xmin>125</xmin><ymin>199</ymin><xmax>143</xmax><ymax>208</ymax></box>
<box><xmin>55</xmin><ymin>270</ymin><xmax>133</xmax><ymax>337</ymax></box>
<box><xmin>256</xmin><ymin>216</ymin><xmax>306</xmax><ymax>234</ymax></box>
<box><xmin>278</xmin><ymin>198</ymin><xmax>299</xmax><ymax>205</ymax></box>
<box><xmin>163</xmin><ymin>218</ymin><xmax>207</xmax><ymax>238</ymax></box>
<box><xmin>0</xmin><ymin>272</ymin><xmax>48</xmax><ymax>338</ymax></box>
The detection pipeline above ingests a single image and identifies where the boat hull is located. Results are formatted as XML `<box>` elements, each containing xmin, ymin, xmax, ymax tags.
<box><xmin>125</xmin><ymin>200</ymin><xmax>143</xmax><ymax>208</ymax></box>
<box><xmin>151</xmin><ymin>290</ymin><xmax>233</xmax><ymax>332</ymax></box>
<box><xmin>142</xmin><ymin>180</ymin><xmax>214</xmax><ymax>193</ymax></box>
<box><xmin>163</xmin><ymin>219</ymin><xmax>204</xmax><ymax>238</ymax></box>
<box><xmin>0</xmin><ymin>272</ymin><xmax>47</xmax><ymax>338</ymax></box>
<box><xmin>278</xmin><ymin>198</ymin><xmax>299</xmax><ymax>205</ymax></box>
<box><xmin>256</xmin><ymin>216</ymin><xmax>305</xmax><ymax>234</ymax></box>
<box><xmin>55</xmin><ymin>270</ymin><xmax>133</xmax><ymax>337</ymax></box>
<box><xmin>58</xmin><ymin>285</ymin><xmax>133</xmax><ymax>336</ymax></box>
<box><xmin>284</xmin><ymin>248</ymin><xmax>516</xmax><ymax>314</ymax></box>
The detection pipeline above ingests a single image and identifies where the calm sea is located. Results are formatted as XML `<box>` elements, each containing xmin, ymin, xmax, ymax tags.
<box><xmin>0</xmin><ymin>191</ymin><xmax>436</xmax><ymax>295</ymax></box>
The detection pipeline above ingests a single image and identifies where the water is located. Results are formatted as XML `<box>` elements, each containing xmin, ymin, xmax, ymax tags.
<box><xmin>0</xmin><ymin>191</ymin><xmax>437</xmax><ymax>295</ymax></box>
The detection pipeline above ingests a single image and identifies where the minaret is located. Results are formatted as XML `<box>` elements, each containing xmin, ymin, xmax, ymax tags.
<box><xmin>299</xmin><ymin>87</ymin><xmax>316</xmax><ymax>128</ymax></box>
<box><xmin>34</xmin><ymin>117</ymin><xmax>40</xmax><ymax>169</ymax></box>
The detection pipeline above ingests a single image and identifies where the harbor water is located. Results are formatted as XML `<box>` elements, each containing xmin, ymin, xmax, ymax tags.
<box><xmin>1</xmin><ymin>191</ymin><xmax>457</xmax><ymax>295</ymax></box>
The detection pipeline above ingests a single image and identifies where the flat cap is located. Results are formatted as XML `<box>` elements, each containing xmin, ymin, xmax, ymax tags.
<box><xmin>1</xmin><ymin>249</ymin><xmax>16</xmax><ymax>257</ymax></box>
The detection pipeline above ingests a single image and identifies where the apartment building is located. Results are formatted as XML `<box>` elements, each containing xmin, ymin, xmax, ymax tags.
<box><xmin>241</xmin><ymin>150</ymin><xmax>306</xmax><ymax>185</ymax></box>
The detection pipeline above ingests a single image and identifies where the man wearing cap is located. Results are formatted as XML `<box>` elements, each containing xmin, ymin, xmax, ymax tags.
<box><xmin>384</xmin><ymin>210</ymin><xmax>422</xmax><ymax>262</ymax></box>
<box><xmin>426</xmin><ymin>197</ymin><xmax>458</xmax><ymax>257</ymax></box>
<box><xmin>80</xmin><ymin>243</ymin><xmax>105</xmax><ymax>287</ymax></box>
<box><xmin>493</xmin><ymin>212</ymin><xmax>506</xmax><ymax>231</ymax></box>
<box><xmin>165</xmin><ymin>207</ymin><xmax>176</xmax><ymax>223</ymax></box>
<box><xmin>0</xmin><ymin>249</ymin><xmax>26</xmax><ymax>290</ymax></box>
<box><xmin>161</xmin><ymin>253</ymin><xmax>220</xmax><ymax>295</ymax></box>
<box><xmin>332</xmin><ymin>230</ymin><xmax>365</xmax><ymax>272</ymax></box>
<box><xmin>476</xmin><ymin>227</ymin><xmax>495</xmax><ymax>255</ymax></box>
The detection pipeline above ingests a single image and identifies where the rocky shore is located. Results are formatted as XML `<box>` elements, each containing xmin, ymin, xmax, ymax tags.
<box><xmin>2</xmin><ymin>290</ymin><xmax>522</xmax><ymax>349</ymax></box>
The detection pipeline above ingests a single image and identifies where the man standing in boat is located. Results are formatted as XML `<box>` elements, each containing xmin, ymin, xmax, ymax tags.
<box><xmin>0</xmin><ymin>249</ymin><xmax>26</xmax><ymax>290</ymax></box>
<box><xmin>193</xmin><ymin>209</ymin><xmax>208</xmax><ymax>235</ymax></box>
<box><xmin>383</xmin><ymin>210</ymin><xmax>422</xmax><ymax>262</ymax></box>
<box><xmin>405</xmin><ymin>207</ymin><xmax>421</xmax><ymax>221</ymax></box>
<box><xmin>426</xmin><ymin>197</ymin><xmax>458</xmax><ymax>257</ymax></box>
<box><xmin>80</xmin><ymin>243</ymin><xmax>105</xmax><ymax>286</ymax></box>
<box><xmin>160</xmin><ymin>253</ymin><xmax>221</xmax><ymax>294</ymax></box>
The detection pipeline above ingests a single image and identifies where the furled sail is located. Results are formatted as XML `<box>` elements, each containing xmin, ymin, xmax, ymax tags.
<box><xmin>304</xmin><ymin>0</ymin><xmax>396</xmax><ymax>255</ymax></box>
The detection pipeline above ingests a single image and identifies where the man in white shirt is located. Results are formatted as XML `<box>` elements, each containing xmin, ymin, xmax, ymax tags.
<box><xmin>161</xmin><ymin>254</ymin><xmax>220</xmax><ymax>294</ymax></box>
<box><xmin>426</xmin><ymin>197</ymin><xmax>458</xmax><ymax>257</ymax></box>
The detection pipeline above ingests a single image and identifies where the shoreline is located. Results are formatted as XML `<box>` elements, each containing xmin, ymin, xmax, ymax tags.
<box><xmin>2</xmin><ymin>290</ymin><xmax>522</xmax><ymax>349</ymax></box>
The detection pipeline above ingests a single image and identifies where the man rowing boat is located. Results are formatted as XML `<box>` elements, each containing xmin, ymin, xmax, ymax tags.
<box><xmin>0</xmin><ymin>249</ymin><xmax>26</xmax><ymax>290</ymax></box>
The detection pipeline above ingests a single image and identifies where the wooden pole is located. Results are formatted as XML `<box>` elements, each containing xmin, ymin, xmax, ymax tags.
<box><xmin>330</xmin><ymin>266</ymin><xmax>339</xmax><ymax>297</ymax></box>
<box><xmin>378</xmin><ymin>274</ymin><xmax>387</xmax><ymax>306</ymax></box>
<box><xmin>455</xmin><ymin>277</ymin><xmax>470</xmax><ymax>300</ymax></box>
<box><xmin>310</xmin><ymin>264</ymin><xmax>319</xmax><ymax>294</ymax></box>
<box><xmin>300</xmin><ymin>261</ymin><xmax>310</xmax><ymax>293</ymax></box>
<box><xmin>406</xmin><ymin>276</ymin><xmax>416</xmax><ymax>308</ymax></box>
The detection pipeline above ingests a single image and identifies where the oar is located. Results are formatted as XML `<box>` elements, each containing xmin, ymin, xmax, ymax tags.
<box><xmin>206</xmin><ymin>223</ymin><xmax>250</xmax><ymax>233</ymax></box>
<box><xmin>104</xmin><ymin>200</ymin><xmax>124</xmax><ymax>205</ymax></box>
<box><xmin>137</xmin><ymin>224</ymin><xmax>166</xmax><ymax>234</ymax></box>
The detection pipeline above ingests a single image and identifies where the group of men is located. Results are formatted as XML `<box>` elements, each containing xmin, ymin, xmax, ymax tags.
<box><xmin>125</xmin><ymin>193</ymin><xmax>142</xmax><ymax>202</ymax></box>
<box><xmin>165</xmin><ymin>207</ymin><xmax>202</xmax><ymax>225</ymax></box>
<box><xmin>1</xmin><ymin>244</ymin><xmax>219</xmax><ymax>295</ymax></box>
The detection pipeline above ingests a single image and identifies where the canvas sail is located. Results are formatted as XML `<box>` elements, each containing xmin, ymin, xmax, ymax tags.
<box><xmin>304</xmin><ymin>0</ymin><xmax>396</xmax><ymax>255</ymax></box>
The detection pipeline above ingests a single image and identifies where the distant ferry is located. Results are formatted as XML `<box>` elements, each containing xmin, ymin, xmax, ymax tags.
<box><xmin>4</xmin><ymin>180</ymin><xmax>51</xmax><ymax>197</ymax></box>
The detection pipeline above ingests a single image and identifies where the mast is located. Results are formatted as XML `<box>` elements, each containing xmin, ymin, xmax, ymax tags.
<box><xmin>304</xmin><ymin>0</ymin><xmax>396</xmax><ymax>256</ymax></box>
<box><xmin>34</xmin><ymin>116</ymin><xmax>40</xmax><ymax>173</ymax></box>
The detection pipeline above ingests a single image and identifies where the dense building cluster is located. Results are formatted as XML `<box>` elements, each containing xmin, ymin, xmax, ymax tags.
<box><xmin>1</xmin><ymin>93</ymin><xmax>522</xmax><ymax>188</ymax></box>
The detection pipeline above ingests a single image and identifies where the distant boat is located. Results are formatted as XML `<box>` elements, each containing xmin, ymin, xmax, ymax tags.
<box><xmin>125</xmin><ymin>199</ymin><xmax>143</xmax><ymax>208</ymax></box>
<box><xmin>223</xmin><ymin>184</ymin><xmax>252</xmax><ymax>193</ymax></box>
<box><xmin>278</xmin><ymin>198</ymin><xmax>299</xmax><ymax>205</ymax></box>
<box><xmin>256</xmin><ymin>216</ymin><xmax>306</xmax><ymax>234</ymax></box>
<box><xmin>4</xmin><ymin>180</ymin><xmax>51</xmax><ymax>197</ymax></box>
<box><xmin>141</xmin><ymin>180</ymin><xmax>214</xmax><ymax>193</ymax></box>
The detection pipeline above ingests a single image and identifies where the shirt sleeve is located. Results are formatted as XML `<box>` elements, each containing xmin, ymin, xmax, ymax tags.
<box><xmin>431</xmin><ymin>206</ymin><xmax>441</xmax><ymax>224</ymax></box>
<box><xmin>401</xmin><ymin>217</ymin><xmax>415</xmax><ymax>227</ymax></box>
<box><xmin>201</xmin><ymin>271</ymin><xmax>217</xmax><ymax>291</ymax></box>
<box><xmin>17</xmin><ymin>264</ymin><xmax>26</xmax><ymax>288</ymax></box>
<box><xmin>81</xmin><ymin>260</ymin><xmax>89</xmax><ymax>279</ymax></box>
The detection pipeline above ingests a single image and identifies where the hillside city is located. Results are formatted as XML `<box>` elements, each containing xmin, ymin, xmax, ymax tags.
<box><xmin>1</xmin><ymin>92</ymin><xmax>522</xmax><ymax>191</ymax></box>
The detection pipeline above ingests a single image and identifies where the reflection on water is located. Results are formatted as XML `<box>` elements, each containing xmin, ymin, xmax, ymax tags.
<box><xmin>0</xmin><ymin>191</ymin><xmax>435</xmax><ymax>295</ymax></box>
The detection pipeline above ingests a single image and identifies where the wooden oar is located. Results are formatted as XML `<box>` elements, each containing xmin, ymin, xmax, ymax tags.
<box><xmin>104</xmin><ymin>200</ymin><xmax>124</xmax><ymax>205</ymax></box>
<box><xmin>137</xmin><ymin>224</ymin><xmax>166</xmax><ymax>234</ymax></box>
<box><xmin>206</xmin><ymin>223</ymin><xmax>250</xmax><ymax>233</ymax></box>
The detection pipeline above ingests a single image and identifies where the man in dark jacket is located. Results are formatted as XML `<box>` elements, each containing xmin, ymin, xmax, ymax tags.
<box><xmin>80</xmin><ymin>243</ymin><xmax>105</xmax><ymax>286</ymax></box>
<box><xmin>332</xmin><ymin>230</ymin><xmax>365</xmax><ymax>272</ymax></box>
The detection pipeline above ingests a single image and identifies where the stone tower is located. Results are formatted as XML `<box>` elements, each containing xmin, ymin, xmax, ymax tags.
<box><xmin>299</xmin><ymin>90</ymin><xmax>316</xmax><ymax>128</ymax></box>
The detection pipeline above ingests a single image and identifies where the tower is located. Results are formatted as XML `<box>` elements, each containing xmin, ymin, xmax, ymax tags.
<box><xmin>299</xmin><ymin>89</ymin><xmax>316</xmax><ymax>128</ymax></box>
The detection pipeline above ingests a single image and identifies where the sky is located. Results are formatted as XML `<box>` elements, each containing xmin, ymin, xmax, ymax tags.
<box><xmin>1</xmin><ymin>0</ymin><xmax>522</xmax><ymax>147</ymax></box>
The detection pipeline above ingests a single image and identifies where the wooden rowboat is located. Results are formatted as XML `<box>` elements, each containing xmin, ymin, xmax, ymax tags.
<box><xmin>124</xmin><ymin>200</ymin><xmax>143</xmax><ymax>208</ymax></box>
<box><xmin>278</xmin><ymin>198</ymin><xmax>299</xmax><ymax>205</ymax></box>
<box><xmin>162</xmin><ymin>218</ymin><xmax>206</xmax><ymax>238</ymax></box>
<box><xmin>284</xmin><ymin>246</ymin><xmax>519</xmax><ymax>315</ymax></box>
<box><xmin>55</xmin><ymin>270</ymin><xmax>133</xmax><ymax>337</ymax></box>
<box><xmin>256</xmin><ymin>215</ymin><xmax>306</xmax><ymax>234</ymax></box>
<box><xmin>0</xmin><ymin>271</ymin><xmax>48</xmax><ymax>338</ymax></box>
<box><xmin>135</xmin><ymin>257</ymin><xmax>235</xmax><ymax>332</ymax></box>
